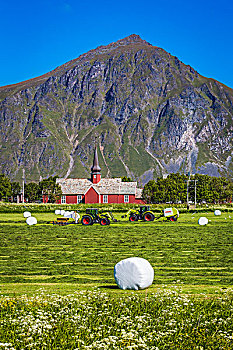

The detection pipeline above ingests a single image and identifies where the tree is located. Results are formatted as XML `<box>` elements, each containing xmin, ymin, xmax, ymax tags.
<box><xmin>11</xmin><ymin>182</ymin><xmax>21</xmax><ymax>196</ymax></box>
<box><xmin>224</xmin><ymin>180</ymin><xmax>233</xmax><ymax>203</ymax></box>
<box><xmin>10</xmin><ymin>181</ymin><xmax>21</xmax><ymax>202</ymax></box>
<box><xmin>142</xmin><ymin>173</ymin><xmax>233</xmax><ymax>204</ymax></box>
<box><xmin>121</xmin><ymin>176</ymin><xmax>132</xmax><ymax>182</ymax></box>
<box><xmin>0</xmin><ymin>174</ymin><xmax>12</xmax><ymax>201</ymax></box>
<box><xmin>25</xmin><ymin>182</ymin><xmax>40</xmax><ymax>203</ymax></box>
<box><xmin>142</xmin><ymin>180</ymin><xmax>156</xmax><ymax>203</ymax></box>
<box><xmin>39</xmin><ymin>176</ymin><xmax>62</xmax><ymax>203</ymax></box>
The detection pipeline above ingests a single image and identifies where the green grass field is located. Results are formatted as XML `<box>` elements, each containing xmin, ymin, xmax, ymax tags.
<box><xmin>0</xmin><ymin>211</ymin><xmax>232</xmax><ymax>295</ymax></box>
<box><xmin>0</xmin><ymin>210</ymin><xmax>232</xmax><ymax>349</ymax></box>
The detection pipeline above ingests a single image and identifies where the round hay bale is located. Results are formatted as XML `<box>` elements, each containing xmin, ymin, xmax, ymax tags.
<box><xmin>214</xmin><ymin>210</ymin><xmax>221</xmax><ymax>216</ymax></box>
<box><xmin>23</xmin><ymin>211</ymin><xmax>31</xmax><ymax>218</ymax></box>
<box><xmin>198</xmin><ymin>217</ymin><xmax>208</xmax><ymax>226</ymax></box>
<box><xmin>55</xmin><ymin>209</ymin><xmax>61</xmax><ymax>215</ymax></box>
<box><xmin>26</xmin><ymin>216</ymin><xmax>37</xmax><ymax>225</ymax></box>
<box><xmin>64</xmin><ymin>211</ymin><xmax>72</xmax><ymax>218</ymax></box>
<box><xmin>114</xmin><ymin>257</ymin><xmax>154</xmax><ymax>290</ymax></box>
<box><xmin>60</xmin><ymin>210</ymin><xmax>65</xmax><ymax>215</ymax></box>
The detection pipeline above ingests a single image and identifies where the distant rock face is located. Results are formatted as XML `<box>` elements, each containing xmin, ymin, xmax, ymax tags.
<box><xmin>0</xmin><ymin>34</ymin><xmax>232</xmax><ymax>184</ymax></box>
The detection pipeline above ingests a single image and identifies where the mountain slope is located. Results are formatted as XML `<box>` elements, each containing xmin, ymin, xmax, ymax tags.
<box><xmin>0</xmin><ymin>34</ymin><xmax>232</xmax><ymax>184</ymax></box>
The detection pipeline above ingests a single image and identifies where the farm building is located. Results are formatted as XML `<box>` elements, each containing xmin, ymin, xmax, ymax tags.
<box><xmin>55</xmin><ymin>147</ymin><xmax>144</xmax><ymax>204</ymax></box>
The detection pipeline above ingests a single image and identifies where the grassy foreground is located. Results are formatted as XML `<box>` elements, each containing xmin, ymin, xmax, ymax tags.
<box><xmin>0</xmin><ymin>211</ymin><xmax>232</xmax><ymax>349</ymax></box>
<box><xmin>0</xmin><ymin>288</ymin><xmax>232</xmax><ymax>349</ymax></box>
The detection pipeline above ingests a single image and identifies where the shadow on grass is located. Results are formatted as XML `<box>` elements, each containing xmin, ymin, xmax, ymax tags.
<box><xmin>99</xmin><ymin>285</ymin><xmax>119</xmax><ymax>290</ymax></box>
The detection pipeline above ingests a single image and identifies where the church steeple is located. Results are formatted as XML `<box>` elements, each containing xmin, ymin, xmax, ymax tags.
<box><xmin>91</xmin><ymin>146</ymin><xmax>101</xmax><ymax>183</ymax></box>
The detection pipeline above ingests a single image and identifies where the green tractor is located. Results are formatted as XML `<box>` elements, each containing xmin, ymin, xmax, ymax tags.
<box><xmin>121</xmin><ymin>205</ymin><xmax>155</xmax><ymax>222</ymax></box>
<box><xmin>81</xmin><ymin>208</ymin><xmax>118</xmax><ymax>226</ymax></box>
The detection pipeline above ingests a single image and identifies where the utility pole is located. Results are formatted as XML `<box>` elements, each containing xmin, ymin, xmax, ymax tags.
<box><xmin>186</xmin><ymin>173</ymin><xmax>190</xmax><ymax>210</ymax></box>
<box><xmin>194</xmin><ymin>179</ymin><xmax>197</xmax><ymax>209</ymax></box>
<box><xmin>22</xmin><ymin>169</ymin><xmax>25</xmax><ymax>203</ymax></box>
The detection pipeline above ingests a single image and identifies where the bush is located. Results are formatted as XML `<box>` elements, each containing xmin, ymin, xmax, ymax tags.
<box><xmin>0</xmin><ymin>202</ymin><xmax>232</xmax><ymax>214</ymax></box>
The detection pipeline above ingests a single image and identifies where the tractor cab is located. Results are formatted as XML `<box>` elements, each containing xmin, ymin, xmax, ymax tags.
<box><xmin>86</xmin><ymin>208</ymin><xmax>98</xmax><ymax>218</ymax></box>
<box><xmin>139</xmin><ymin>206</ymin><xmax>151</xmax><ymax>215</ymax></box>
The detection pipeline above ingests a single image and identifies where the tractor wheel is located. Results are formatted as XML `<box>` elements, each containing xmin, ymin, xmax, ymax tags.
<box><xmin>143</xmin><ymin>212</ymin><xmax>155</xmax><ymax>222</ymax></box>
<box><xmin>100</xmin><ymin>218</ymin><xmax>110</xmax><ymax>226</ymax></box>
<box><xmin>129</xmin><ymin>214</ymin><xmax>138</xmax><ymax>222</ymax></box>
<box><xmin>81</xmin><ymin>215</ymin><xmax>93</xmax><ymax>226</ymax></box>
<box><xmin>170</xmin><ymin>216</ymin><xmax>177</xmax><ymax>222</ymax></box>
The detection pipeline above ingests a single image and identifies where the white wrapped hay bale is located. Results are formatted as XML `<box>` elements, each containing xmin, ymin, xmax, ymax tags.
<box><xmin>214</xmin><ymin>210</ymin><xmax>221</xmax><ymax>216</ymax></box>
<box><xmin>198</xmin><ymin>217</ymin><xmax>208</xmax><ymax>226</ymax></box>
<box><xmin>23</xmin><ymin>211</ymin><xmax>31</xmax><ymax>218</ymax></box>
<box><xmin>64</xmin><ymin>211</ymin><xmax>72</xmax><ymax>218</ymax></box>
<box><xmin>114</xmin><ymin>257</ymin><xmax>154</xmax><ymax>290</ymax></box>
<box><xmin>60</xmin><ymin>210</ymin><xmax>65</xmax><ymax>216</ymax></box>
<box><xmin>26</xmin><ymin>216</ymin><xmax>37</xmax><ymax>225</ymax></box>
<box><xmin>55</xmin><ymin>209</ymin><xmax>61</xmax><ymax>215</ymax></box>
<box><xmin>164</xmin><ymin>207</ymin><xmax>179</xmax><ymax>218</ymax></box>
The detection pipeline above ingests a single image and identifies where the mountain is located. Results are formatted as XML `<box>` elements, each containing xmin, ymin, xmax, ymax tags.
<box><xmin>0</xmin><ymin>34</ymin><xmax>232</xmax><ymax>184</ymax></box>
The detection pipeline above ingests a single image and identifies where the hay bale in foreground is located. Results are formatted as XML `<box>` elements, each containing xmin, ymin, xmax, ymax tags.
<box><xmin>114</xmin><ymin>257</ymin><xmax>154</xmax><ymax>290</ymax></box>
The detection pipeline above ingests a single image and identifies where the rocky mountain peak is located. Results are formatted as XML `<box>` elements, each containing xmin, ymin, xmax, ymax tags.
<box><xmin>94</xmin><ymin>34</ymin><xmax>152</xmax><ymax>51</ymax></box>
<box><xmin>112</xmin><ymin>34</ymin><xmax>152</xmax><ymax>46</ymax></box>
<box><xmin>77</xmin><ymin>34</ymin><xmax>153</xmax><ymax>63</ymax></box>
<box><xmin>0</xmin><ymin>36</ymin><xmax>232</xmax><ymax>183</ymax></box>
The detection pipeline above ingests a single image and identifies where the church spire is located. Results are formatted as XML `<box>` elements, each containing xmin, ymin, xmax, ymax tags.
<box><xmin>91</xmin><ymin>146</ymin><xmax>101</xmax><ymax>183</ymax></box>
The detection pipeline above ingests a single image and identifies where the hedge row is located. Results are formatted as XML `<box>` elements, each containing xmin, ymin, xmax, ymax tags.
<box><xmin>0</xmin><ymin>202</ymin><xmax>232</xmax><ymax>213</ymax></box>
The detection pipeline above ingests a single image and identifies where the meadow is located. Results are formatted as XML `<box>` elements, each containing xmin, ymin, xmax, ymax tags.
<box><xmin>0</xmin><ymin>209</ymin><xmax>232</xmax><ymax>349</ymax></box>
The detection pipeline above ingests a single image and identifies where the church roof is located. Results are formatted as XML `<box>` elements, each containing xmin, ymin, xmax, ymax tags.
<box><xmin>56</xmin><ymin>177</ymin><xmax>142</xmax><ymax>197</ymax></box>
<box><xmin>56</xmin><ymin>178</ymin><xmax>91</xmax><ymax>194</ymax></box>
<box><xmin>91</xmin><ymin>147</ymin><xmax>101</xmax><ymax>173</ymax></box>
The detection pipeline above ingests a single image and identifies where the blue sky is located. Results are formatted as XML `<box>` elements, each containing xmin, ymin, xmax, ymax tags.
<box><xmin>0</xmin><ymin>0</ymin><xmax>233</xmax><ymax>88</ymax></box>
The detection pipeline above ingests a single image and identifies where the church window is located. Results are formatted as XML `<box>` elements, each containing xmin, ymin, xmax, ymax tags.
<box><xmin>103</xmin><ymin>195</ymin><xmax>108</xmax><ymax>203</ymax></box>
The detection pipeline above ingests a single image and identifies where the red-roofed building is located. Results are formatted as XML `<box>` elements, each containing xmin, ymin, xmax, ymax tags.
<box><xmin>54</xmin><ymin>147</ymin><xmax>144</xmax><ymax>204</ymax></box>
